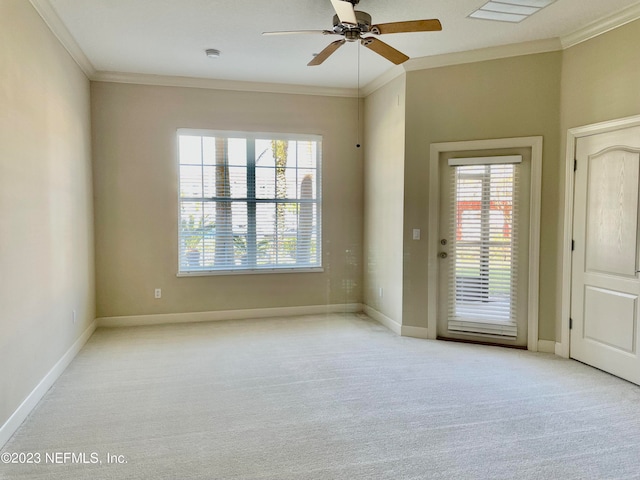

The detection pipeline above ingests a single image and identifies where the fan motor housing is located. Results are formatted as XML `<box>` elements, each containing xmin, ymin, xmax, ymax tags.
<box><xmin>332</xmin><ymin>11</ymin><xmax>372</xmax><ymax>38</ymax></box>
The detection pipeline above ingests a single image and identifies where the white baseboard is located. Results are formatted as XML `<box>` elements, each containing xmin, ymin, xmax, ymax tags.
<box><xmin>362</xmin><ymin>305</ymin><xmax>402</xmax><ymax>335</ymax></box>
<box><xmin>361</xmin><ymin>305</ymin><xmax>431</xmax><ymax>339</ymax></box>
<box><xmin>555</xmin><ymin>341</ymin><xmax>568</xmax><ymax>358</ymax></box>
<box><xmin>0</xmin><ymin>320</ymin><xmax>97</xmax><ymax>449</ymax></box>
<box><xmin>534</xmin><ymin>340</ymin><xmax>568</xmax><ymax>357</ymax></box>
<box><xmin>97</xmin><ymin>303</ymin><xmax>363</xmax><ymax>328</ymax></box>
<box><xmin>537</xmin><ymin>340</ymin><xmax>556</xmax><ymax>354</ymax></box>
<box><xmin>401</xmin><ymin>325</ymin><xmax>430</xmax><ymax>339</ymax></box>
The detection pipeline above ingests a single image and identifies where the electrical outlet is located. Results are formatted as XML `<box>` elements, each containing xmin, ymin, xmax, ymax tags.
<box><xmin>413</xmin><ymin>229</ymin><xmax>421</xmax><ymax>240</ymax></box>
<box><xmin>72</xmin><ymin>310</ymin><xmax>76</xmax><ymax>324</ymax></box>
<box><xmin>379</xmin><ymin>287</ymin><xmax>383</xmax><ymax>298</ymax></box>
<box><xmin>154</xmin><ymin>288</ymin><xmax>162</xmax><ymax>299</ymax></box>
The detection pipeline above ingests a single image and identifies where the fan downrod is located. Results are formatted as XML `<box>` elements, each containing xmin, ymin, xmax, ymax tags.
<box><xmin>331</xmin><ymin>11</ymin><xmax>371</xmax><ymax>38</ymax></box>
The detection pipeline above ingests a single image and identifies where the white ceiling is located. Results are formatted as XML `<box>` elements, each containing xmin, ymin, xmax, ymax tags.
<box><xmin>39</xmin><ymin>0</ymin><xmax>640</xmax><ymax>92</ymax></box>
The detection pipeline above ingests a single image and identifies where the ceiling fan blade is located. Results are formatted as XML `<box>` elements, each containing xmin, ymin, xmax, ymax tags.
<box><xmin>308</xmin><ymin>39</ymin><xmax>346</xmax><ymax>66</ymax></box>
<box><xmin>370</xmin><ymin>19</ymin><xmax>443</xmax><ymax>35</ymax></box>
<box><xmin>361</xmin><ymin>37</ymin><xmax>409</xmax><ymax>65</ymax></box>
<box><xmin>330</xmin><ymin>0</ymin><xmax>357</xmax><ymax>25</ymax></box>
<box><xmin>263</xmin><ymin>30</ymin><xmax>334</xmax><ymax>36</ymax></box>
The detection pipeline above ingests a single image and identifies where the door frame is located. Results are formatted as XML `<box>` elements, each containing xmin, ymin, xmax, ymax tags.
<box><xmin>428</xmin><ymin>137</ymin><xmax>543</xmax><ymax>351</ymax></box>
<box><xmin>559</xmin><ymin>114</ymin><xmax>640</xmax><ymax>359</ymax></box>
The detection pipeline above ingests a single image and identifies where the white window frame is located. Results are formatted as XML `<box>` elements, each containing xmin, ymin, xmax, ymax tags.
<box><xmin>177</xmin><ymin>128</ymin><xmax>323</xmax><ymax>276</ymax></box>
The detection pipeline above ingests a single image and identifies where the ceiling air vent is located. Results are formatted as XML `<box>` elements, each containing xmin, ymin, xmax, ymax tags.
<box><xmin>469</xmin><ymin>0</ymin><xmax>556</xmax><ymax>23</ymax></box>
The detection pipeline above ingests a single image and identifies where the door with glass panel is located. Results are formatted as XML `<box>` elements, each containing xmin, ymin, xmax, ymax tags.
<box><xmin>437</xmin><ymin>149</ymin><xmax>531</xmax><ymax>346</ymax></box>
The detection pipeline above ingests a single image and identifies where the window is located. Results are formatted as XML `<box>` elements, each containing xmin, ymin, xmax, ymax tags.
<box><xmin>178</xmin><ymin>129</ymin><xmax>322</xmax><ymax>274</ymax></box>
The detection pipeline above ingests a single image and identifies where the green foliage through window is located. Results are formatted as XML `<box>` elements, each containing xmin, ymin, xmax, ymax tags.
<box><xmin>178</xmin><ymin>130</ymin><xmax>322</xmax><ymax>273</ymax></box>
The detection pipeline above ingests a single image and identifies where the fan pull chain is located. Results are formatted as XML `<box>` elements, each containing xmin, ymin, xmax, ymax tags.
<box><xmin>356</xmin><ymin>40</ymin><xmax>361</xmax><ymax>149</ymax></box>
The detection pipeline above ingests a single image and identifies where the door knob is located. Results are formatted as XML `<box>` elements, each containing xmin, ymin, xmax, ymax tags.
<box><xmin>438</xmin><ymin>252</ymin><xmax>448</xmax><ymax>259</ymax></box>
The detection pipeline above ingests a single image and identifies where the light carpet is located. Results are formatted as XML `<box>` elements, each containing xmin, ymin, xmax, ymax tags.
<box><xmin>2</xmin><ymin>313</ymin><xmax>640</xmax><ymax>479</ymax></box>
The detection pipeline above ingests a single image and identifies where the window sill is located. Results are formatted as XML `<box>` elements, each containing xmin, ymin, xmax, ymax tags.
<box><xmin>177</xmin><ymin>267</ymin><xmax>324</xmax><ymax>277</ymax></box>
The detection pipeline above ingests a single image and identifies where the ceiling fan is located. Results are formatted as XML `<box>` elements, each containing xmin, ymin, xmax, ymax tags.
<box><xmin>263</xmin><ymin>0</ymin><xmax>442</xmax><ymax>66</ymax></box>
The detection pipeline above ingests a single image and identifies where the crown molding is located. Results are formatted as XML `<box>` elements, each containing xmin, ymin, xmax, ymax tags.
<box><xmin>561</xmin><ymin>2</ymin><xmax>640</xmax><ymax>49</ymax></box>
<box><xmin>361</xmin><ymin>65</ymin><xmax>405</xmax><ymax>97</ymax></box>
<box><xmin>92</xmin><ymin>71</ymin><xmax>359</xmax><ymax>98</ymax></box>
<box><xmin>29</xmin><ymin>0</ymin><xmax>96</xmax><ymax>78</ymax></box>
<box><xmin>364</xmin><ymin>3</ymin><xmax>640</xmax><ymax>96</ymax></box>
<box><xmin>404</xmin><ymin>37</ymin><xmax>562</xmax><ymax>72</ymax></box>
<box><xmin>362</xmin><ymin>38</ymin><xmax>561</xmax><ymax>97</ymax></box>
<box><xmin>29</xmin><ymin>0</ymin><xmax>640</xmax><ymax>98</ymax></box>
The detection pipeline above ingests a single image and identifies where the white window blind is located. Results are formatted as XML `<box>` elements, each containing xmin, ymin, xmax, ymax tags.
<box><xmin>447</xmin><ymin>158</ymin><xmax>520</xmax><ymax>337</ymax></box>
<box><xmin>178</xmin><ymin>130</ymin><xmax>322</xmax><ymax>274</ymax></box>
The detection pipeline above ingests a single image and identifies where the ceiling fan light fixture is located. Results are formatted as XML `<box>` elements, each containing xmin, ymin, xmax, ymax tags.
<box><xmin>205</xmin><ymin>48</ymin><xmax>221</xmax><ymax>58</ymax></box>
<box><xmin>265</xmin><ymin>0</ymin><xmax>442</xmax><ymax>66</ymax></box>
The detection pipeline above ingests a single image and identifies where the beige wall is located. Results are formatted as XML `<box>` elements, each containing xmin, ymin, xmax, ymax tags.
<box><xmin>561</xmin><ymin>19</ymin><xmax>640</xmax><ymax>129</ymax></box>
<box><xmin>402</xmin><ymin>52</ymin><xmax>562</xmax><ymax>339</ymax></box>
<box><xmin>558</xmin><ymin>19</ymin><xmax>640</xmax><ymax>340</ymax></box>
<box><xmin>363</xmin><ymin>75</ymin><xmax>406</xmax><ymax>323</ymax></box>
<box><xmin>3</xmin><ymin>1</ymin><xmax>639</xmax><ymax>438</ymax></box>
<box><xmin>91</xmin><ymin>82</ymin><xmax>363</xmax><ymax>318</ymax></box>
<box><xmin>0</xmin><ymin>1</ymin><xmax>94</xmax><ymax>429</ymax></box>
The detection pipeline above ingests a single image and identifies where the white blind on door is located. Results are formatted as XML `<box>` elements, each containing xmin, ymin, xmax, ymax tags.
<box><xmin>447</xmin><ymin>159</ymin><xmax>520</xmax><ymax>337</ymax></box>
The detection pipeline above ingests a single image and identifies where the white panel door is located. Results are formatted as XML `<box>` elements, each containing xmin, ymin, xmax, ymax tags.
<box><xmin>571</xmin><ymin>126</ymin><xmax>640</xmax><ymax>385</ymax></box>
